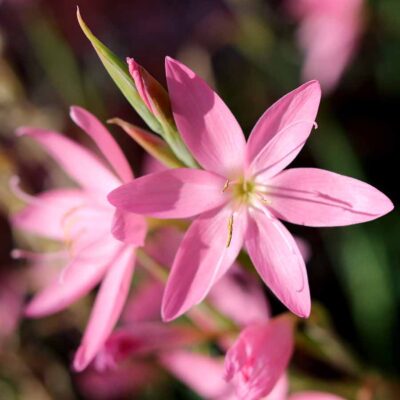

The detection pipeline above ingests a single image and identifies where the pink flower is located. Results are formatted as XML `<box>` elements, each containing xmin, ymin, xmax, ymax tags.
<box><xmin>163</xmin><ymin>352</ymin><xmax>346</xmax><ymax>400</ymax></box>
<box><xmin>109</xmin><ymin>57</ymin><xmax>393</xmax><ymax>321</ymax></box>
<box><xmin>224</xmin><ymin>315</ymin><xmax>294</xmax><ymax>400</ymax></box>
<box><xmin>93</xmin><ymin>322</ymin><xmax>202</xmax><ymax>371</ymax></box>
<box><xmin>11</xmin><ymin>106</ymin><xmax>146</xmax><ymax>371</ymax></box>
<box><xmin>161</xmin><ymin>316</ymin><xmax>296</xmax><ymax>400</ymax></box>
<box><xmin>76</xmin><ymin>362</ymin><xmax>156</xmax><ymax>400</ymax></box>
<box><xmin>288</xmin><ymin>0</ymin><xmax>364</xmax><ymax>92</ymax></box>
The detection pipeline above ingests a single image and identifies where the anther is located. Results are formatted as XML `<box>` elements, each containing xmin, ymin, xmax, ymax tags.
<box><xmin>226</xmin><ymin>214</ymin><xmax>234</xmax><ymax>247</ymax></box>
<box><xmin>257</xmin><ymin>193</ymin><xmax>272</xmax><ymax>205</ymax></box>
<box><xmin>222</xmin><ymin>180</ymin><xmax>230</xmax><ymax>192</ymax></box>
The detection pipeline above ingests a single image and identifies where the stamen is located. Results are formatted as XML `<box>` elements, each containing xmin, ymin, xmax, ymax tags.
<box><xmin>11</xmin><ymin>248</ymin><xmax>67</xmax><ymax>261</ymax></box>
<box><xmin>226</xmin><ymin>214</ymin><xmax>234</xmax><ymax>247</ymax></box>
<box><xmin>256</xmin><ymin>193</ymin><xmax>272</xmax><ymax>205</ymax></box>
<box><xmin>222</xmin><ymin>180</ymin><xmax>230</xmax><ymax>192</ymax></box>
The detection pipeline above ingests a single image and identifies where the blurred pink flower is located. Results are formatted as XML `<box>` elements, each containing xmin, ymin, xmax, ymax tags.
<box><xmin>76</xmin><ymin>361</ymin><xmax>155</xmax><ymax>400</ymax></box>
<box><xmin>93</xmin><ymin>322</ymin><xmax>202</xmax><ymax>371</ymax></box>
<box><xmin>109</xmin><ymin>57</ymin><xmax>393</xmax><ymax>321</ymax></box>
<box><xmin>11</xmin><ymin>106</ymin><xmax>146</xmax><ymax>371</ymax></box>
<box><xmin>224</xmin><ymin>315</ymin><xmax>294</xmax><ymax>400</ymax></box>
<box><xmin>160</xmin><ymin>351</ymin><xmax>236</xmax><ymax>400</ymax></box>
<box><xmin>163</xmin><ymin>341</ymin><xmax>345</xmax><ymax>400</ymax></box>
<box><xmin>161</xmin><ymin>318</ymin><xmax>294</xmax><ymax>400</ymax></box>
<box><xmin>288</xmin><ymin>0</ymin><xmax>364</xmax><ymax>93</ymax></box>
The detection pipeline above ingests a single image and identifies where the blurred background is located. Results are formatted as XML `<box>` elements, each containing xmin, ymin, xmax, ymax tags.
<box><xmin>0</xmin><ymin>0</ymin><xmax>399</xmax><ymax>399</ymax></box>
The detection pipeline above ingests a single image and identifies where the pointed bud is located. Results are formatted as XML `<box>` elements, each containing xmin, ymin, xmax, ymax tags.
<box><xmin>126</xmin><ymin>58</ymin><xmax>197</xmax><ymax>168</ymax></box>
<box><xmin>127</xmin><ymin>58</ymin><xmax>173</xmax><ymax>122</ymax></box>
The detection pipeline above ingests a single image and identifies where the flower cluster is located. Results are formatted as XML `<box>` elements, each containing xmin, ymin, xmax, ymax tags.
<box><xmin>10</xmin><ymin>11</ymin><xmax>392</xmax><ymax>400</ymax></box>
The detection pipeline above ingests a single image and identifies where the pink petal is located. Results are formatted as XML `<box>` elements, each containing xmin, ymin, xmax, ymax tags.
<box><xmin>267</xmin><ymin>168</ymin><xmax>394</xmax><ymax>227</ymax></box>
<box><xmin>73</xmin><ymin>247</ymin><xmax>135</xmax><ymax>372</ymax></box>
<box><xmin>144</xmin><ymin>226</ymin><xmax>183</xmax><ymax>268</ymax></box>
<box><xmin>70</xmin><ymin>106</ymin><xmax>133</xmax><ymax>183</ymax></box>
<box><xmin>289</xmin><ymin>393</ymin><xmax>346</xmax><ymax>400</ymax></box>
<box><xmin>209</xmin><ymin>266</ymin><xmax>270</xmax><ymax>327</ymax></box>
<box><xmin>292</xmin><ymin>0</ymin><xmax>363</xmax><ymax>93</ymax></box>
<box><xmin>160</xmin><ymin>351</ymin><xmax>235</xmax><ymax>400</ymax></box>
<box><xmin>162</xmin><ymin>206</ymin><xmax>246</xmax><ymax>321</ymax></box>
<box><xmin>142</xmin><ymin>153</ymin><xmax>166</xmax><ymax>175</ymax></box>
<box><xmin>76</xmin><ymin>362</ymin><xmax>155</xmax><ymax>400</ymax></box>
<box><xmin>108</xmin><ymin>168</ymin><xmax>228</xmax><ymax>219</ymax></box>
<box><xmin>122</xmin><ymin>281</ymin><xmax>164</xmax><ymax>323</ymax></box>
<box><xmin>98</xmin><ymin>323</ymin><xmax>202</xmax><ymax>367</ymax></box>
<box><xmin>25</xmin><ymin>243</ymin><xmax>121</xmax><ymax>317</ymax></box>
<box><xmin>166</xmin><ymin>56</ymin><xmax>246</xmax><ymax>178</ymax></box>
<box><xmin>267</xmin><ymin>375</ymin><xmax>289</xmax><ymax>400</ymax></box>
<box><xmin>294</xmin><ymin>236</ymin><xmax>312</xmax><ymax>263</ymax></box>
<box><xmin>245</xmin><ymin>210</ymin><xmax>310</xmax><ymax>318</ymax></box>
<box><xmin>17</xmin><ymin>127</ymin><xmax>120</xmax><ymax>196</ymax></box>
<box><xmin>299</xmin><ymin>17</ymin><xmax>358</xmax><ymax>93</ymax></box>
<box><xmin>111</xmin><ymin>209</ymin><xmax>147</xmax><ymax>246</ymax></box>
<box><xmin>246</xmin><ymin>81</ymin><xmax>321</xmax><ymax>180</ymax></box>
<box><xmin>12</xmin><ymin>189</ymin><xmax>88</xmax><ymax>240</ymax></box>
<box><xmin>224</xmin><ymin>315</ymin><xmax>295</xmax><ymax>400</ymax></box>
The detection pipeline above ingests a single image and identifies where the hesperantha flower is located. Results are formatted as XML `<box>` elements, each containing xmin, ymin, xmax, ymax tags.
<box><xmin>224</xmin><ymin>315</ymin><xmax>295</xmax><ymax>400</ymax></box>
<box><xmin>163</xmin><ymin>320</ymin><xmax>346</xmax><ymax>400</ymax></box>
<box><xmin>161</xmin><ymin>315</ymin><xmax>295</xmax><ymax>400</ymax></box>
<box><xmin>108</xmin><ymin>57</ymin><xmax>393</xmax><ymax>321</ymax></box>
<box><xmin>163</xmin><ymin>351</ymin><xmax>346</xmax><ymax>400</ymax></box>
<box><xmin>11</xmin><ymin>106</ymin><xmax>146</xmax><ymax>371</ymax></box>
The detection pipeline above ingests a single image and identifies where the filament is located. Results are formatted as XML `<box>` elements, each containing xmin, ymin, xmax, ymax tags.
<box><xmin>226</xmin><ymin>214</ymin><xmax>234</xmax><ymax>247</ymax></box>
<box><xmin>11</xmin><ymin>248</ymin><xmax>67</xmax><ymax>261</ymax></box>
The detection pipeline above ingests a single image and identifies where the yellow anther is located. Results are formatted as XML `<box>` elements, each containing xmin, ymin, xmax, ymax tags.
<box><xmin>222</xmin><ymin>180</ymin><xmax>230</xmax><ymax>192</ymax></box>
<box><xmin>259</xmin><ymin>195</ymin><xmax>272</xmax><ymax>205</ymax></box>
<box><xmin>226</xmin><ymin>214</ymin><xmax>234</xmax><ymax>247</ymax></box>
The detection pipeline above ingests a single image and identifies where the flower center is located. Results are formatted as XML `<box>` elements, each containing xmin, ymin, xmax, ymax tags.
<box><xmin>232</xmin><ymin>178</ymin><xmax>255</xmax><ymax>203</ymax></box>
<box><xmin>224</xmin><ymin>177</ymin><xmax>270</xmax><ymax>209</ymax></box>
<box><xmin>222</xmin><ymin>177</ymin><xmax>273</xmax><ymax>248</ymax></box>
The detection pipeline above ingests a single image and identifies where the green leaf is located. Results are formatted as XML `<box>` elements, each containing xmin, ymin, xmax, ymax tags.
<box><xmin>77</xmin><ymin>8</ymin><xmax>197</xmax><ymax>168</ymax></box>
<box><xmin>76</xmin><ymin>7</ymin><xmax>162</xmax><ymax>134</ymax></box>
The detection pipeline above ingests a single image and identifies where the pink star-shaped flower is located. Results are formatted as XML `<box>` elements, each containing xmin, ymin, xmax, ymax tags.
<box><xmin>109</xmin><ymin>57</ymin><xmax>393</xmax><ymax>321</ymax></box>
<box><xmin>12</xmin><ymin>107</ymin><xmax>146</xmax><ymax>371</ymax></box>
